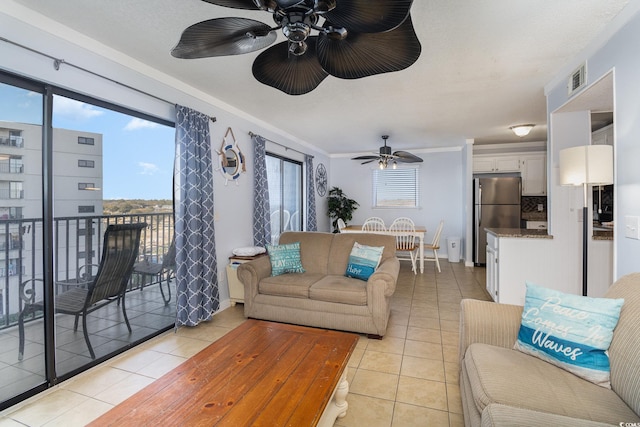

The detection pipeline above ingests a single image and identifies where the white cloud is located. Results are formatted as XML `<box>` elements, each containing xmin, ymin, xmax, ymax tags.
<box><xmin>138</xmin><ymin>162</ymin><xmax>160</xmax><ymax>175</ymax></box>
<box><xmin>54</xmin><ymin>97</ymin><xmax>103</xmax><ymax>120</ymax></box>
<box><xmin>124</xmin><ymin>118</ymin><xmax>159</xmax><ymax>131</ymax></box>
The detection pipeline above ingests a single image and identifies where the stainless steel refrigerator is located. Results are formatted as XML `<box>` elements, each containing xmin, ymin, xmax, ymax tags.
<box><xmin>473</xmin><ymin>176</ymin><xmax>521</xmax><ymax>265</ymax></box>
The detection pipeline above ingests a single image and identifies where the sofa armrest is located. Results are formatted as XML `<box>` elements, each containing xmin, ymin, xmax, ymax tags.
<box><xmin>368</xmin><ymin>257</ymin><xmax>400</xmax><ymax>297</ymax></box>
<box><xmin>365</xmin><ymin>257</ymin><xmax>400</xmax><ymax>335</ymax></box>
<box><xmin>458</xmin><ymin>299</ymin><xmax>523</xmax><ymax>364</ymax></box>
<box><xmin>237</xmin><ymin>256</ymin><xmax>272</xmax><ymax>305</ymax></box>
<box><xmin>481</xmin><ymin>404</ymin><xmax>615</xmax><ymax>427</ymax></box>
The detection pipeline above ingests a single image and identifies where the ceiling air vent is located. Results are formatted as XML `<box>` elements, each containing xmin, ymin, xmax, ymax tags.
<box><xmin>568</xmin><ymin>63</ymin><xmax>586</xmax><ymax>96</ymax></box>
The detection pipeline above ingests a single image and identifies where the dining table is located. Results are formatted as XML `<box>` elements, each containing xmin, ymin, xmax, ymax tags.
<box><xmin>341</xmin><ymin>224</ymin><xmax>427</xmax><ymax>273</ymax></box>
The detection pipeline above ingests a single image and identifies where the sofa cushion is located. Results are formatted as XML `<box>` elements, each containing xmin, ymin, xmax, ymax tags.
<box><xmin>514</xmin><ymin>282</ymin><xmax>624</xmax><ymax>388</ymax></box>
<box><xmin>266</xmin><ymin>242</ymin><xmax>305</xmax><ymax>276</ymax></box>
<box><xmin>309</xmin><ymin>275</ymin><xmax>368</xmax><ymax>306</ymax></box>
<box><xmin>279</xmin><ymin>232</ymin><xmax>334</xmax><ymax>275</ymax></box>
<box><xmin>345</xmin><ymin>242</ymin><xmax>383</xmax><ymax>281</ymax></box>
<box><xmin>258</xmin><ymin>273</ymin><xmax>324</xmax><ymax>299</ymax></box>
<box><xmin>464</xmin><ymin>343</ymin><xmax>638</xmax><ymax>424</ymax></box>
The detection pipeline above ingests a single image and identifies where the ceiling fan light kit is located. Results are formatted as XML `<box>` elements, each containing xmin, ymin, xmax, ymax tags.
<box><xmin>172</xmin><ymin>0</ymin><xmax>421</xmax><ymax>95</ymax></box>
<box><xmin>353</xmin><ymin>135</ymin><xmax>423</xmax><ymax>169</ymax></box>
<box><xmin>509</xmin><ymin>124</ymin><xmax>535</xmax><ymax>137</ymax></box>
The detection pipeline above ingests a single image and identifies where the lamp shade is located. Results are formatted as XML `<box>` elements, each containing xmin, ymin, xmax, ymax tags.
<box><xmin>559</xmin><ymin>145</ymin><xmax>613</xmax><ymax>186</ymax></box>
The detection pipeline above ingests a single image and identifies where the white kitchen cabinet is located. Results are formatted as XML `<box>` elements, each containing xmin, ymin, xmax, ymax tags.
<box><xmin>486</xmin><ymin>233</ymin><xmax>498</xmax><ymax>301</ymax></box>
<box><xmin>520</xmin><ymin>154</ymin><xmax>546</xmax><ymax>196</ymax></box>
<box><xmin>473</xmin><ymin>155</ymin><xmax>520</xmax><ymax>173</ymax></box>
<box><xmin>592</xmin><ymin>124</ymin><xmax>613</xmax><ymax>145</ymax></box>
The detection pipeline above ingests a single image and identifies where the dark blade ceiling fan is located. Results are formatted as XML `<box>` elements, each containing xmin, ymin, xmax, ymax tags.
<box><xmin>352</xmin><ymin>135</ymin><xmax>423</xmax><ymax>169</ymax></box>
<box><xmin>171</xmin><ymin>0</ymin><xmax>421</xmax><ymax>95</ymax></box>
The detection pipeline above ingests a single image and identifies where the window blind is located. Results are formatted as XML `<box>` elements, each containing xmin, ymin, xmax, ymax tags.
<box><xmin>373</xmin><ymin>168</ymin><xmax>419</xmax><ymax>207</ymax></box>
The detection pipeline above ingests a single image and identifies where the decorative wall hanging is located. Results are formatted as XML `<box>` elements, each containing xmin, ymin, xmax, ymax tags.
<box><xmin>315</xmin><ymin>163</ymin><xmax>327</xmax><ymax>197</ymax></box>
<box><xmin>216</xmin><ymin>127</ymin><xmax>245</xmax><ymax>185</ymax></box>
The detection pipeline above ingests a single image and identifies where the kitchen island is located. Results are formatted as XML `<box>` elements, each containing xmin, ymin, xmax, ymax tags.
<box><xmin>485</xmin><ymin>227</ymin><xmax>552</xmax><ymax>239</ymax></box>
<box><xmin>484</xmin><ymin>228</ymin><xmax>554</xmax><ymax>304</ymax></box>
<box><xmin>484</xmin><ymin>225</ymin><xmax>612</xmax><ymax>304</ymax></box>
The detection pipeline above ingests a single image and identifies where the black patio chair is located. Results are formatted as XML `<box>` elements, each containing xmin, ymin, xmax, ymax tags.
<box><xmin>132</xmin><ymin>238</ymin><xmax>175</xmax><ymax>305</ymax></box>
<box><xmin>18</xmin><ymin>222</ymin><xmax>147</xmax><ymax>360</ymax></box>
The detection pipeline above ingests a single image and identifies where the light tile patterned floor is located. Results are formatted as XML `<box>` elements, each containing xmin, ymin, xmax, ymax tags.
<box><xmin>0</xmin><ymin>260</ymin><xmax>489</xmax><ymax>427</ymax></box>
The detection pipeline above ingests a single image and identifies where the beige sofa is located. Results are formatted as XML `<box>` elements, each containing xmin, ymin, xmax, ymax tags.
<box><xmin>459</xmin><ymin>273</ymin><xmax>640</xmax><ymax>426</ymax></box>
<box><xmin>236</xmin><ymin>231</ymin><xmax>399</xmax><ymax>337</ymax></box>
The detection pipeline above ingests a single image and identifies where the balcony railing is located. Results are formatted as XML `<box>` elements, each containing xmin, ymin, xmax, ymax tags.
<box><xmin>0</xmin><ymin>136</ymin><xmax>24</xmax><ymax>148</ymax></box>
<box><xmin>0</xmin><ymin>164</ymin><xmax>24</xmax><ymax>174</ymax></box>
<box><xmin>0</xmin><ymin>189</ymin><xmax>24</xmax><ymax>200</ymax></box>
<box><xmin>0</xmin><ymin>213</ymin><xmax>174</xmax><ymax>328</ymax></box>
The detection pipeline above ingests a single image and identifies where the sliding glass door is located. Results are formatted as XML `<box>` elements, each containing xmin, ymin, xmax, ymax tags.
<box><xmin>266</xmin><ymin>153</ymin><xmax>303</xmax><ymax>244</ymax></box>
<box><xmin>0</xmin><ymin>77</ymin><xmax>47</xmax><ymax>406</ymax></box>
<box><xmin>0</xmin><ymin>71</ymin><xmax>176</xmax><ymax>410</ymax></box>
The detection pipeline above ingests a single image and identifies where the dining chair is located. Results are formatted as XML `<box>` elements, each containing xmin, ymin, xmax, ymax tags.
<box><xmin>337</xmin><ymin>218</ymin><xmax>347</xmax><ymax>232</ymax></box>
<box><xmin>288</xmin><ymin>210</ymin><xmax>300</xmax><ymax>231</ymax></box>
<box><xmin>388</xmin><ymin>217</ymin><xmax>417</xmax><ymax>274</ymax></box>
<box><xmin>424</xmin><ymin>220</ymin><xmax>444</xmax><ymax>273</ymax></box>
<box><xmin>362</xmin><ymin>217</ymin><xmax>386</xmax><ymax>232</ymax></box>
<box><xmin>18</xmin><ymin>223</ymin><xmax>147</xmax><ymax>360</ymax></box>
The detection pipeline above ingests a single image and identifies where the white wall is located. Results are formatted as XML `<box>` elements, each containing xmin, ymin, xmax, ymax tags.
<box><xmin>545</xmin><ymin>3</ymin><xmax>640</xmax><ymax>280</ymax></box>
<box><xmin>330</xmin><ymin>148</ymin><xmax>466</xmax><ymax>260</ymax></box>
<box><xmin>0</xmin><ymin>7</ymin><xmax>331</xmax><ymax>306</ymax></box>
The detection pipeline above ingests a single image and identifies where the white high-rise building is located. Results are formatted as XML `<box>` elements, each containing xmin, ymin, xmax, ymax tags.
<box><xmin>0</xmin><ymin>120</ymin><xmax>102</xmax><ymax>317</ymax></box>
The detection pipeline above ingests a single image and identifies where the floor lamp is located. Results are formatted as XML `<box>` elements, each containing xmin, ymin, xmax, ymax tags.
<box><xmin>559</xmin><ymin>145</ymin><xmax>613</xmax><ymax>296</ymax></box>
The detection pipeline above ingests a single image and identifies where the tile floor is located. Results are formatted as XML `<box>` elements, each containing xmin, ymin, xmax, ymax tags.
<box><xmin>0</xmin><ymin>260</ymin><xmax>489</xmax><ymax>427</ymax></box>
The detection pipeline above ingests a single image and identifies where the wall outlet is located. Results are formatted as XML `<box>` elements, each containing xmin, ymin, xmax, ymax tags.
<box><xmin>625</xmin><ymin>216</ymin><xmax>640</xmax><ymax>239</ymax></box>
<box><xmin>537</xmin><ymin>204</ymin><xmax>544</xmax><ymax>212</ymax></box>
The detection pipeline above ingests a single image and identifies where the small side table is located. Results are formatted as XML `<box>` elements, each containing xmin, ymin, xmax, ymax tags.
<box><xmin>227</xmin><ymin>253</ymin><xmax>267</xmax><ymax>305</ymax></box>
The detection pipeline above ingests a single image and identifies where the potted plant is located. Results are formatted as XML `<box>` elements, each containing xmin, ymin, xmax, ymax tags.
<box><xmin>327</xmin><ymin>187</ymin><xmax>359</xmax><ymax>233</ymax></box>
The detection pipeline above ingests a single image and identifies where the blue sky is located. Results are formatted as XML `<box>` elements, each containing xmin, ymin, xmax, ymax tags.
<box><xmin>1</xmin><ymin>82</ymin><xmax>174</xmax><ymax>200</ymax></box>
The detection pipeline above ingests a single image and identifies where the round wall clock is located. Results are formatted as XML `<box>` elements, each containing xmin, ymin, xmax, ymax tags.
<box><xmin>315</xmin><ymin>163</ymin><xmax>327</xmax><ymax>197</ymax></box>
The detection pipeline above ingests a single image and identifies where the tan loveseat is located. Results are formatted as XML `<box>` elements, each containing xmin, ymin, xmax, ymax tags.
<box><xmin>236</xmin><ymin>231</ymin><xmax>399</xmax><ymax>337</ymax></box>
<box><xmin>459</xmin><ymin>273</ymin><xmax>640</xmax><ymax>426</ymax></box>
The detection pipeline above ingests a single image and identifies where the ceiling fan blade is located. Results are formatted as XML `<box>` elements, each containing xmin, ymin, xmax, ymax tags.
<box><xmin>352</xmin><ymin>155</ymin><xmax>380</xmax><ymax>160</ymax></box>
<box><xmin>361</xmin><ymin>159</ymin><xmax>378</xmax><ymax>165</ymax></box>
<box><xmin>252</xmin><ymin>38</ymin><xmax>329</xmax><ymax>95</ymax></box>
<box><xmin>274</xmin><ymin>0</ymin><xmax>304</xmax><ymax>8</ymax></box>
<box><xmin>317</xmin><ymin>14</ymin><xmax>421</xmax><ymax>79</ymax></box>
<box><xmin>393</xmin><ymin>151</ymin><xmax>423</xmax><ymax>163</ymax></box>
<box><xmin>324</xmin><ymin>0</ymin><xmax>413</xmax><ymax>33</ymax></box>
<box><xmin>172</xmin><ymin>18</ymin><xmax>277</xmax><ymax>58</ymax></box>
<box><xmin>201</xmin><ymin>0</ymin><xmax>263</xmax><ymax>10</ymax></box>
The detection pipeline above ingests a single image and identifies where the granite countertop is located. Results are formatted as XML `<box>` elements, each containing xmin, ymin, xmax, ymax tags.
<box><xmin>485</xmin><ymin>228</ymin><xmax>553</xmax><ymax>239</ymax></box>
<box><xmin>593</xmin><ymin>229</ymin><xmax>613</xmax><ymax>240</ymax></box>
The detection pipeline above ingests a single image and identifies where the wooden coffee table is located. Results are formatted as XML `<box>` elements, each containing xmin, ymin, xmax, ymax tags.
<box><xmin>89</xmin><ymin>319</ymin><xmax>359</xmax><ymax>426</ymax></box>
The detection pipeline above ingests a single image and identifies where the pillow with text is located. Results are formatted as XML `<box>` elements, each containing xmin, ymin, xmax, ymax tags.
<box><xmin>266</xmin><ymin>242</ymin><xmax>305</xmax><ymax>276</ymax></box>
<box><xmin>345</xmin><ymin>242</ymin><xmax>384</xmax><ymax>281</ymax></box>
<box><xmin>513</xmin><ymin>282</ymin><xmax>624</xmax><ymax>388</ymax></box>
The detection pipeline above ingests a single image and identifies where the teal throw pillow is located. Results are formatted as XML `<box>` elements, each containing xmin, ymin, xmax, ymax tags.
<box><xmin>345</xmin><ymin>242</ymin><xmax>384</xmax><ymax>281</ymax></box>
<box><xmin>513</xmin><ymin>282</ymin><xmax>624</xmax><ymax>388</ymax></box>
<box><xmin>266</xmin><ymin>242</ymin><xmax>305</xmax><ymax>276</ymax></box>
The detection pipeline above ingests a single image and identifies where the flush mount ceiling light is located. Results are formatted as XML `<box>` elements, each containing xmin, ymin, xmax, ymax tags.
<box><xmin>509</xmin><ymin>124</ymin><xmax>535</xmax><ymax>137</ymax></box>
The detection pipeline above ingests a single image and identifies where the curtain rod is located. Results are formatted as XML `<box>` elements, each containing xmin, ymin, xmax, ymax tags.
<box><xmin>249</xmin><ymin>131</ymin><xmax>313</xmax><ymax>158</ymax></box>
<box><xmin>1</xmin><ymin>36</ymin><xmax>217</xmax><ymax>122</ymax></box>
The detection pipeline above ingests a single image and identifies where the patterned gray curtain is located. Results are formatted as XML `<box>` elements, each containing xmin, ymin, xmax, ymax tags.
<box><xmin>305</xmin><ymin>155</ymin><xmax>317</xmax><ymax>231</ymax></box>
<box><xmin>252</xmin><ymin>133</ymin><xmax>271</xmax><ymax>246</ymax></box>
<box><xmin>174</xmin><ymin>105</ymin><xmax>219</xmax><ymax>327</ymax></box>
